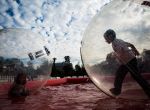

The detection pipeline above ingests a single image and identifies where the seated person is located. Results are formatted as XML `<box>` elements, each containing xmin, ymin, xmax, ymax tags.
<box><xmin>9</xmin><ymin>72</ymin><xmax>29</xmax><ymax>97</ymax></box>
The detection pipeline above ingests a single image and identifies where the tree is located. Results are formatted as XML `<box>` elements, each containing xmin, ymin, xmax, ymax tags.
<box><xmin>75</xmin><ymin>64</ymin><xmax>82</xmax><ymax>77</ymax></box>
<box><xmin>0</xmin><ymin>56</ymin><xmax>4</xmax><ymax>73</ymax></box>
<box><xmin>64</xmin><ymin>56</ymin><xmax>70</xmax><ymax>63</ymax></box>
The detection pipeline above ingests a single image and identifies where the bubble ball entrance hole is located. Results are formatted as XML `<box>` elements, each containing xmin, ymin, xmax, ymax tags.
<box><xmin>81</xmin><ymin>0</ymin><xmax>150</xmax><ymax>99</ymax></box>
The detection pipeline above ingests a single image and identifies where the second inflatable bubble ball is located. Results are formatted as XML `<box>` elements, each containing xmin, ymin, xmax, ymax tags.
<box><xmin>0</xmin><ymin>28</ymin><xmax>52</xmax><ymax>96</ymax></box>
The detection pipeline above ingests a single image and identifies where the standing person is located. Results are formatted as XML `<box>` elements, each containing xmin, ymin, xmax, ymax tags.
<box><xmin>103</xmin><ymin>29</ymin><xmax>150</xmax><ymax>97</ymax></box>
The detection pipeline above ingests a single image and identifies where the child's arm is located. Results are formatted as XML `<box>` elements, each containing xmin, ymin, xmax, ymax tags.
<box><xmin>126</xmin><ymin>42</ymin><xmax>140</xmax><ymax>56</ymax></box>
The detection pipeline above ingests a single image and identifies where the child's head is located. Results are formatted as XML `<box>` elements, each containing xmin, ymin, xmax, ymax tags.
<box><xmin>103</xmin><ymin>29</ymin><xmax>116</xmax><ymax>44</ymax></box>
<box><xmin>15</xmin><ymin>72</ymin><xmax>27</xmax><ymax>85</ymax></box>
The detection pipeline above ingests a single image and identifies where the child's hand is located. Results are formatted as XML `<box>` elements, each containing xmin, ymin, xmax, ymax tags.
<box><xmin>133</xmin><ymin>49</ymin><xmax>140</xmax><ymax>56</ymax></box>
<box><xmin>126</xmin><ymin>42</ymin><xmax>140</xmax><ymax>56</ymax></box>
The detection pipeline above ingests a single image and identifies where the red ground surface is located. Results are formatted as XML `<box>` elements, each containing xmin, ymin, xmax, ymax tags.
<box><xmin>0</xmin><ymin>78</ymin><xmax>90</xmax><ymax>95</ymax></box>
<box><xmin>0</xmin><ymin>83</ymin><xmax>150</xmax><ymax>110</ymax></box>
<box><xmin>0</xmin><ymin>75</ymin><xmax>150</xmax><ymax>110</ymax></box>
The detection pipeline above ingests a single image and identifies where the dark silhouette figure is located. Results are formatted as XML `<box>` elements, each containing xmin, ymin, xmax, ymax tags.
<box><xmin>63</xmin><ymin>56</ymin><xmax>74</xmax><ymax>77</ymax></box>
<box><xmin>81</xmin><ymin>66</ymin><xmax>88</xmax><ymax>76</ymax></box>
<box><xmin>50</xmin><ymin>56</ymin><xmax>88</xmax><ymax>78</ymax></box>
<box><xmin>64</xmin><ymin>56</ymin><xmax>70</xmax><ymax>63</ymax></box>
<box><xmin>51</xmin><ymin>58</ymin><xmax>62</xmax><ymax>77</ymax></box>
<box><xmin>75</xmin><ymin>64</ymin><xmax>82</xmax><ymax>77</ymax></box>
<box><xmin>8</xmin><ymin>72</ymin><xmax>29</xmax><ymax>97</ymax></box>
<box><xmin>103</xmin><ymin>29</ymin><xmax>150</xmax><ymax>97</ymax></box>
<box><xmin>51</xmin><ymin>58</ymin><xmax>57</xmax><ymax>77</ymax></box>
<box><xmin>141</xmin><ymin>1</ymin><xmax>150</xmax><ymax>6</ymax></box>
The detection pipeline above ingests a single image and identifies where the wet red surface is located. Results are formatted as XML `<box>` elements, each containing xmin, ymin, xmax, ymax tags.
<box><xmin>0</xmin><ymin>83</ymin><xmax>150</xmax><ymax>110</ymax></box>
<box><xmin>0</xmin><ymin>78</ymin><xmax>90</xmax><ymax>95</ymax></box>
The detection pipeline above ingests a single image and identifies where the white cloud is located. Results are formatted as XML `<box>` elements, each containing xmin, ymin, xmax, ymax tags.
<box><xmin>0</xmin><ymin>0</ymin><xmax>111</xmax><ymax>64</ymax></box>
<box><xmin>0</xmin><ymin>29</ymin><xmax>47</xmax><ymax>58</ymax></box>
<box><xmin>82</xmin><ymin>0</ymin><xmax>150</xmax><ymax>65</ymax></box>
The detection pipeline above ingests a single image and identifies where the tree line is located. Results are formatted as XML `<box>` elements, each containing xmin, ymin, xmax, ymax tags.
<box><xmin>0</xmin><ymin>55</ymin><xmax>88</xmax><ymax>81</ymax></box>
<box><xmin>91</xmin><ymin>49</ymin><xmax>150</xmax><ymax>75</ymax></box>
<box><xmin>51</xmin><ymin>56</ymin><xmax>87</xmax><ymax>78</ymax></box>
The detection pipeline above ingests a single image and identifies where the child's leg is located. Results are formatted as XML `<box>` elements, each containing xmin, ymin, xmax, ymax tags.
<box><xmin>114</xmin><ymin>65</ymin><xmax>128</xmax><ymax>92</ymax></box>
<box><xmin>127</xmin><ymin>58</ymin><xmax>150</xmax><ymax>97</ymax></box>
<box><xmin>110</xmin><ymin>65</ymin><xmax>128</xmax><ymax>95</ymax></box>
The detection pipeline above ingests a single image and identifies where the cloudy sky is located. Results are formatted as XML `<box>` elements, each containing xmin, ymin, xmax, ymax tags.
<box><xmin>0</xmin><ymin>0</ymin><xmax>149</xmax><ymax>66</ymax></box>
<box><xmin>82</xmin><ymin>0</ymin><xmax>150</xmax><ymax>65</ymax></box>
<box><xmin>0</xmin><ymin>0</ymin><xmax>111</xmax><ymax>65</ymax></box>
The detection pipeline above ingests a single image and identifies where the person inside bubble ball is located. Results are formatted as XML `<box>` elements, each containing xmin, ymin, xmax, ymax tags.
<box><xmin>8</xmin><ymin>71</ymin><xmax>29</xmax><ymax>97</ymax></box>
<box><xmin>103</xmin><ymin>29</ymin><xmax>150</xmax><ymax>97</ymax></box>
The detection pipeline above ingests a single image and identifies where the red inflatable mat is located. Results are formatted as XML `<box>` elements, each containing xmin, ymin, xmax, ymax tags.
<box><xmin>0</xmin><ymin>77</ymin><xmax>90</xmax><ymax>95</ymax></box>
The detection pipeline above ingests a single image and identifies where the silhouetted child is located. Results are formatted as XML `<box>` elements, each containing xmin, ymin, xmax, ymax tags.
<box><xmin>103</xmin><ymin>29</ymin><xmax>150</xmax><ymax>97</ymax></box>
<box><xmin>9</xmin><ymin>72</ymin><xmax>29</xmax><ymax>97</ymax></box>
